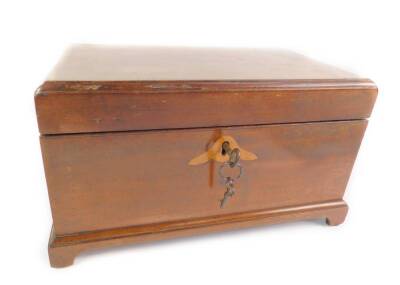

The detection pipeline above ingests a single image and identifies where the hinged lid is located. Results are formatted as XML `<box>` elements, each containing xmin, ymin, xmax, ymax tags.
<box><xmin>35</xmin><ymin>45</ymin><xmax>377</xmax><ymax>135</ymax></box>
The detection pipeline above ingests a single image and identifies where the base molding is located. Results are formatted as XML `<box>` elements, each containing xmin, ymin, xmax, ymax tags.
<box><xmin>49</xmin><ymin>199</ymin><xmax>348</xmax><ymax>268</ymax></box>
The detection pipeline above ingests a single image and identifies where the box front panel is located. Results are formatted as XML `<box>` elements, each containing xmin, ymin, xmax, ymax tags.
<box><xmin>41</xmin><ymin>121</ymin><xmax>366</xmax><ymax>235</ymax></box>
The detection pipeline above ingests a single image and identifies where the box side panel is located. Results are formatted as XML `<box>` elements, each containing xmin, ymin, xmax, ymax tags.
<box><xmin>40</xmin><ymin>121</ymin><xmax>367</xmax><ymax>235</ymax></box>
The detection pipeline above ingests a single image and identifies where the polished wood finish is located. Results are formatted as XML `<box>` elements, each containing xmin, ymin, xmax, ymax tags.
<box><xmin>36</xmin><ymin>45</ymin><xmax>377</xmax><ymax>135</ymax></box>
<box><xmin>35</xmin><ymin>46</ymin><xmax>377</xmax><ymax>267</ymax></box>
<box><xmin>45</xmin><ymin>45</ymin><xmax>359</xmax><ymax>81</ymax></box>
<box><xmin>35</xmin><ymin>79</ymin><xmax>376</xmax><ymax>135</ymax></box>
<box><xmin>41</xmin><ymin>121</ymin><xmax>365</xmax><ymax>236</ymax></box>
<box><xmin>49</xmin><ymin>200</ymin><xmax>348</xmax><ymax>267</ymax></box>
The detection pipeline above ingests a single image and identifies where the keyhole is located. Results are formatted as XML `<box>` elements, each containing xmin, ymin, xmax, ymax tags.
<box><xmin>221</xmin><ymin>141</ymin><xmax>230</xmax><ymax>155</ymax></box>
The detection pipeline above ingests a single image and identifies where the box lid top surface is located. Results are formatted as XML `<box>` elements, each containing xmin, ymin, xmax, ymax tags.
<box><xmin>46</xmin><ymin>44</ymin><xmax>358</xmax><ymax>81</ymax></box>
<box><xmin>35</xmin><ymin>45</ymin><xmax>377</xmax><ymax>135</ymax></box>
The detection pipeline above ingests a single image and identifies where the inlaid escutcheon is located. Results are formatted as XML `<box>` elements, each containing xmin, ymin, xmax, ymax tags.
<box><xmin>188</xmin><ymin>135</ymin><xmax>257</xmax><ymax>165</ymax></box>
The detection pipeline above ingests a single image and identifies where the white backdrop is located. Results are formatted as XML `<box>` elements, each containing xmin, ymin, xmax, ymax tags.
<box><xmin>1</xmin><ymin>1</ymin><xmax>399</xmax><ymax>284</ymax></box>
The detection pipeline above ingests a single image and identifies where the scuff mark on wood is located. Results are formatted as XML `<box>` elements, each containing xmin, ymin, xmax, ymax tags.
<box><xmin>69</xmin><ymin>84</ymin><xmax>102</xmax><ymax>91</ymax></box>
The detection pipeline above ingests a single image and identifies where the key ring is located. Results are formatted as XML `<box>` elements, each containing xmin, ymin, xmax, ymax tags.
<box><xmin>218</xmin><ymin>162</ymin><xmax>243</xmax><ymax>181</ymax></box>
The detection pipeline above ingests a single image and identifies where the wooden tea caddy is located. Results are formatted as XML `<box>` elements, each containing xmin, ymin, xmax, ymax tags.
<box><xmin>35</xmin><ymin>45</ymin><xmax>377</xmax><ymax>267</ymax></box>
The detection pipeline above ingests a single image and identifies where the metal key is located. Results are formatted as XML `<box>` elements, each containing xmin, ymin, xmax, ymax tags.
<box><xmin>220</xmin><ymin>177</ymin><xmax>235</xmax><ymax>208</ymax></box>
<box><xmin>218</xmin><ymin>141</ymin><xmax>245</xmax><ymax>208</ymax></box>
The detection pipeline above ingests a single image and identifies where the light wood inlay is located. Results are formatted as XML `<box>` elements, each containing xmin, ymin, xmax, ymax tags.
<box><xmin>188</xmin><ymin>135</ymin><xmax>257</xmax><ymax>165</ymax></box>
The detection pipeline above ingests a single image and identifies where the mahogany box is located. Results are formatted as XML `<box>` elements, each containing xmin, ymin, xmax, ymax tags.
<box><xmin>35</xmin><ymin>45</ymin><xmax>377</xmax><ymax>267</ymax></box>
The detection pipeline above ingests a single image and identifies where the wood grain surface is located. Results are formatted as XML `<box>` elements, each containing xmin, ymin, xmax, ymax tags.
<box><xmin>35</xmin><ymin>79</ymin><xmax>377</xmax><ymax>134</ymax></box>
<box><xmin>45</xmin><ymin>45</ymin><xmax>359</xmax><ymax>81</ymax></box>
<box><xmin>41</xmin><ymin>120</ymin><xmax>366</xmax><ymax>236</ymax></box>
<box><xmin>48</xmin><ymin>200</ymin><xmax>348</xmax><ymax>267</ymax></box>
<box><xmin>35</xmin><ymin>46</ymin><xmax>377</xmax><ymax>267</ymax></box>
